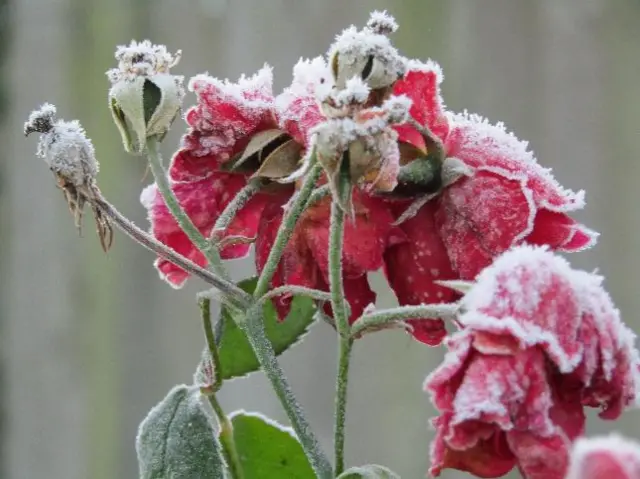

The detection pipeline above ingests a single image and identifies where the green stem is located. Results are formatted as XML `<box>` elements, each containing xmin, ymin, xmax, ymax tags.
<box><xmin>199</xmin><ymin>297</ymin><xmax>244</xmax><ymax>478</ymax></box>
<box><xmin>207</xmin><ymin>395</ymin><xmax>244</xmax><ymax>479</ymax></box>
<box><xmin>243</xmin><ymin>306</ymin><xmax>333</xmax><ymax>479</ymax></box>
<box><xmin>145</xmin><ymin>136</ymin><xmax>227</xmax><ymax>275</ymax></box>
<box><xmin>329</xmin><ymin>165</ymin><xmax>352</xmax><ymax>476</ymax></box>
<box><xmin>199</xmin><ymin>297</ymin><xmax>223</xmax><ymax>392</ymax></box>
<box><xmin>334</xmin><ymin>338</ymin><xmax>352</xmax><ymax>476</ymax></box>
<box><xmin>253</xmin><ymin>155</ymin><xmax>322</xmax><ymax>299</ymax></box>
<box><xmin>350</xmin><ymin>303</ymin><xmax>459</xmax><ymax>339</ymax></box>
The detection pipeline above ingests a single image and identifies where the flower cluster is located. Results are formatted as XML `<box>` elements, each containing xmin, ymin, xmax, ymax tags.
<box><xmin>136</xmin><ymin>10</ymin><xmax>638</xmax><ymax>478</ymax></box>
<box><xmin>142</xmin><ymin>12</ymin><xmax>595</xmax><ymax>342</ymax></box>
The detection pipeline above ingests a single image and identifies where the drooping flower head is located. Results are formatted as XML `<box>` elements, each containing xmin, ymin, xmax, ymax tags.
<box><xmin>425</xmin><ymin>245</ymin><xmax>640</xmax><ymax>478</ymax></box>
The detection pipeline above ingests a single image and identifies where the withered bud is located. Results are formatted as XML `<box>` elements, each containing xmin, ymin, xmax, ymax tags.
<box><xmin>24</xmin><ymin>104</ymin><xmax>113</xmax><ymax>251</ymax></box>
<box><xmin>107</xmin><ymin>40</ymin><xmax>185</xmax><ymax>155</ymax></box>
<box><xmin>327</xmin><ymin>11</ymin><xmax>406</xmax><ymax>92</ymax></box>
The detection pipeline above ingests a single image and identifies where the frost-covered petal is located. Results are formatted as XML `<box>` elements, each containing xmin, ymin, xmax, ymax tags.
<box><xmin>445</xmin><ymin>112</ymin><xmax>585</xmax><ymax>213</ymax></box>
<box><xmin>436</xmin><ymin>170</ymin><xmax>535</xmax><ymax>279</ymax></box>
<box><xmin>275</xmin><ymin>57</ymin><xmax>328</xmax><ymax>146</ymax></box>
<box><xmin>525</xmin><ymin>209</ymin><xmax>598</xmax><ymax>252</ymax></box>
<box><xmin>506</xmin><ymin>429</ymin><xmax>570</xmax><ymax>479</ymax></box>
<box><xmin>181</xmin><ymin>66</ymin><xmax>276</xmax><ymax>163</ymax></box>
<box><xmin>566</xmin><ymin>434</ymin><xmax>640</xmax><ymax>479</ymax></box>
<box><xmin>384</xmin><ymin>201</ymin><xmax>457</xmax><ymax>346</ymax></box>
<box><xmin>141</xmin><ymin>172</ymin><xmax>263</xmax><ymax>287</ymax></box>
<box><xmin>392</xmin><ymin>60</ymin><xmax>449</xmax><ymax>141</ymax></box>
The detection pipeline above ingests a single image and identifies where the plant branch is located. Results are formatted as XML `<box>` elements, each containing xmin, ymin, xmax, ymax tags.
<box><xmin>145</xmin><ymin>136</ymin><xmax>227</xmax><ymax>275</ymax></box>
<box><xmin>242</xmin><ymin>305</ymin><xmax>333</xmax><ymax>479</ymax></box>
<box><xmin>350</xmin><ymin>303</ymin><xmax>459</xmax><ymax>339</ymax></box>
<box><xmin>91</xmin><ymin>190</ymin><xmax>249</xmax><ymax>308</ymax></box>
<box><xmin>253</xmin><ymin>153</ymin><xmax>322</xmax><ymax>299</ymax></box>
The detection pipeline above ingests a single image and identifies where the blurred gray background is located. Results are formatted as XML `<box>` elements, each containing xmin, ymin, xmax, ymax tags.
<box><xmin>2</xmin><ymin>0</ymin><xmax>639</xmax><ymax>478</ymax></box>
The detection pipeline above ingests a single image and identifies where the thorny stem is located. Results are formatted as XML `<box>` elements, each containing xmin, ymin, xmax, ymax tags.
<box><xmin>243</xmin><ymin>306</ymin><xmax>333</xmax><ymax>479</ymax></box>
<box><xmin>253</xmin><ymin>154</ymin><xmax>323</xmax><ymax>299</ymax></box>
<box><xmin>330</xmin><ymin>164</ymin><xmax>352</xmax><ymax>476</ymax></box>
<box><xmin>350</xmin><ymin>303</ymin><xmax>459</xmax><ymax>339</ymax></box>
<box><xmin>145</xmin><ymin>136</ymin><xmax>227</xmax><ymax>275</ymax></box>
<box><xmin>91</xmin><ymin>191</ymin><xmax>249</xmax><ymax>308</ymax></box>
<box><xmin>199</xmin><ymin>297</ymin><xmax>244</xmax><ymax>479</ymax></box>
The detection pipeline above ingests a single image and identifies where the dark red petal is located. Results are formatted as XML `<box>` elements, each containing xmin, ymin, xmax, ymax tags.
<box><xmin>384</xmin><ymin>201</ymin><xmax>458</xmax><ymax>346</ymax></box>
<box><xmin>255</xmin><ymin>192</ymin><xmax>321</xmax><ymax>319</ymax></box>
<box><xmin>436</xmin><ymin>171</ymin><xmax>533</xmax><ymax>279</ymax></box>
<box><xmin>392</xmin><ymin>61</ymin><xmax>449</xmax><ymax>141</ymax></box>
<box><xmin>304</xmin><ymin>193</ymin><xmax>401</xmax><ymax>279</ymax></box>
<box><xmin>526</xmin><ymin>209</ymin><xmax>598</xmax><ymax>252</ymax></box>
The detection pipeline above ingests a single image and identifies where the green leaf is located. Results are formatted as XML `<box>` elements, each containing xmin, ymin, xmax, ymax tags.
<box><xmin>338</xmin><ymin>464</ymin><xmax>401</xmax><ymax>478</ymax></box>
<box><xmin>230</xmin><ymin>411</ymin><xmax>315</xmax><ymax>478</ymax></box>
<box><xmin>136</xmin><ymin>385</ymin><xmax>225</xmax><ymax>479</ymax></box>
<box><xmin>217</xmin><ymin>277</ymin><xmax>317</xmax><ymax>380</ymax></box>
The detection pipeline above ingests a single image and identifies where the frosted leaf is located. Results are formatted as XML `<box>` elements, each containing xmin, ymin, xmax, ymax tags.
<box><xmin>193</xmin><ymin>347</ymin><xmax>215</xmax><ymax>389</ymax></box>
<box><xmin>338</xmin><ymin>464</ymin><xmax>401</xmax><ymax>478</ymax></box>
<box><xmin>136</xmin><ymin>385</ymin><xmax>224</xmax><ymax>479</ymax></box>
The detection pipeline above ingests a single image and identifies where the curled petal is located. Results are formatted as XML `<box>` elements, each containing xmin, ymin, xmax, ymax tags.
<box><xmin>182</xmin><ymin>66</ymin><xmax>276</xmax><ymax>161</ymax></box>
<box><xmin>393</xmin><ymin>60</ymin><xmax>449</xmax><ymax>141</ymax></box>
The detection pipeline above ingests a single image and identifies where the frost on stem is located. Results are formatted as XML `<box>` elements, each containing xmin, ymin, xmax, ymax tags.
<box><xmin>107</xmin><ymin>40</ymin><xmax>185</xmax><ymax>154</ymax></box>
<box><xmin>24</xmin><ymin>104</ymin><xmax>113</xmax><ymax>251</ymax></box>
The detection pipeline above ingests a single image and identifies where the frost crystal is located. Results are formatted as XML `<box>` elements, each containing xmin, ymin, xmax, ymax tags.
<box><xmin>366</xmin><ymin>10</ymin><xmax>399</xmax><ymax>35</ymax></box>
<box><xmin>106</xmin><ymin>39</ymin><xmax>182</xmax><ymax>83</ymax></box>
